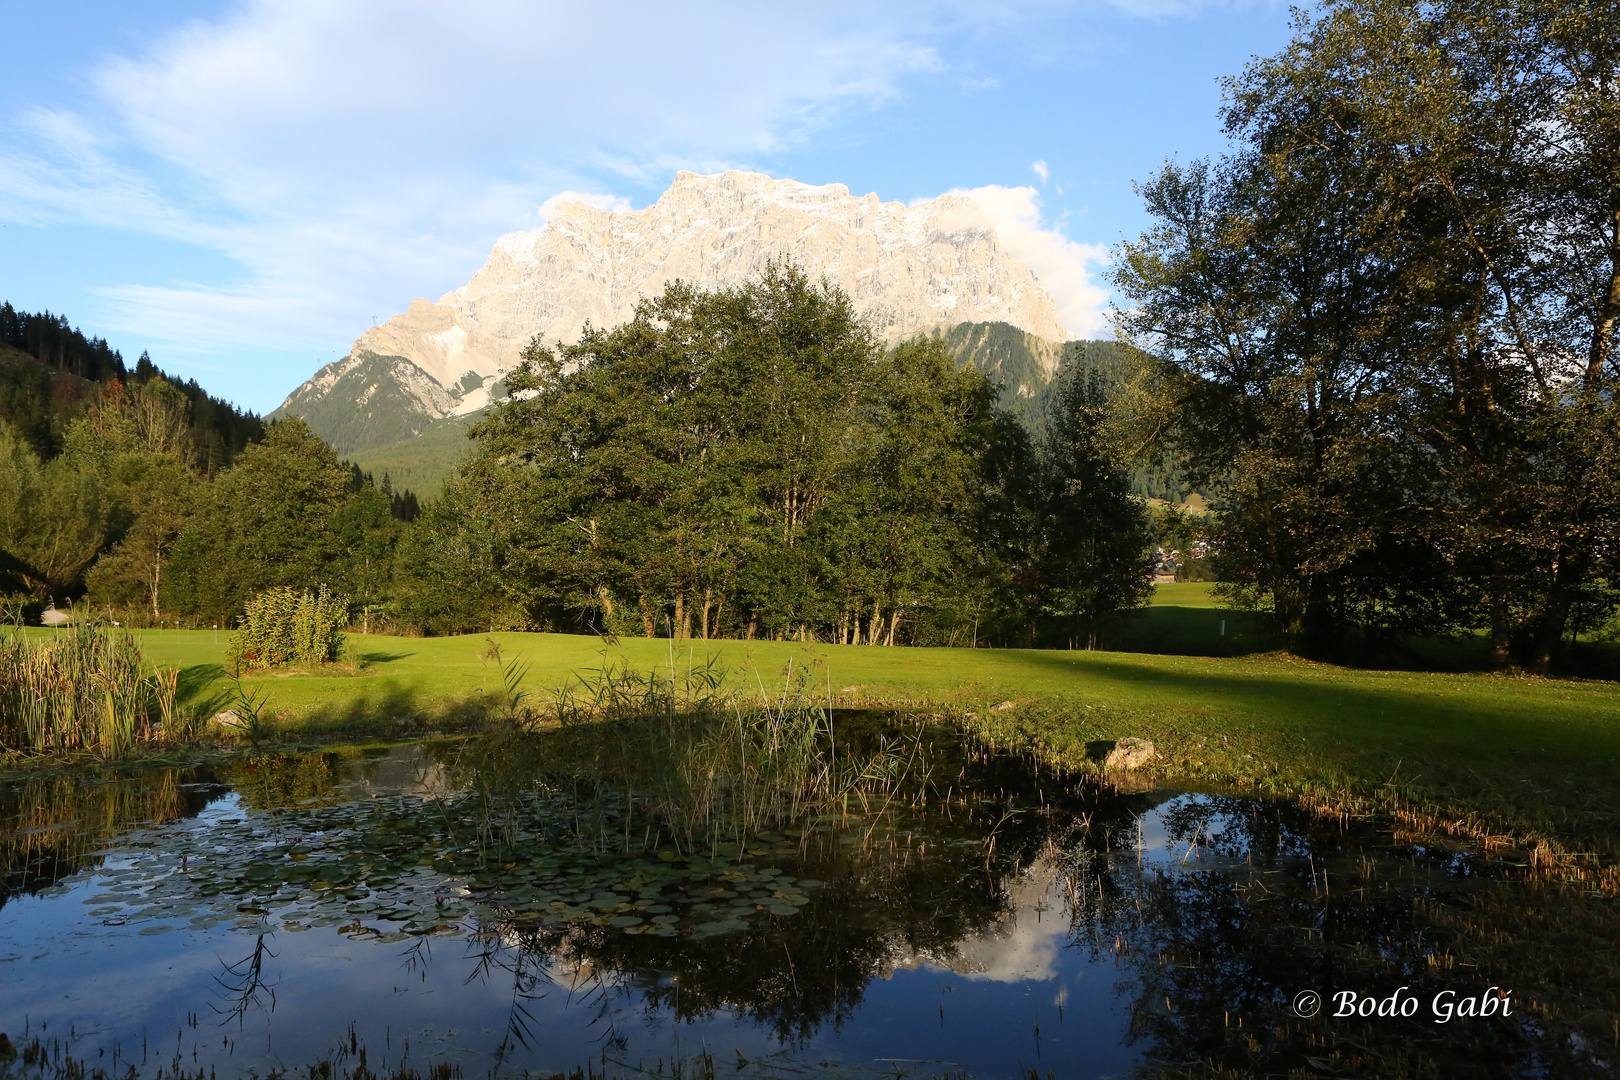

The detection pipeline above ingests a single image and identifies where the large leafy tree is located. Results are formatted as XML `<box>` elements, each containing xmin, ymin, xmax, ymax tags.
<box><xmin>1117</xmin><ymin>0</ymin><xmax>1620</xmax><ymax>668</ymax></box>
<box><xmin>70</xmin><ymin>379</ymin><xmax>199</xmax><ymax>619</ymax></box>
<box><xmin>0</xmin><ymin>422</ymin><xmax>105</xmax><ymax>600</ymax></box>
<box><xmin>442</xmin><ymin>265</ymin><xmax>1026</xmax><ymax>643</ymax></box>
<box><xmin>164</xmin><ymin>418</ymin><xmax>353</xmax><ymax>623</ymax></box>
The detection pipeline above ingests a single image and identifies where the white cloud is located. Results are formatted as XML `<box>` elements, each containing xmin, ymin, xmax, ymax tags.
<box><xmin>1</xmin><ymin>0</ymin><xmax>992</xmax><ymax>404</ymax></box>
<box><xmin>1</xmin><ymin>0</ymin><xmax>1177</xmax><ymax>404</ymax></box>
<box><xmin>934</xmin><ymin>184</ymin><xmax>1110</xmax><ymax>339</ymax></box>
<box><xmin>1031</xmin><ymin>159</ymin><xmax>1049</xmax><ymax>183</ymax></box>
<box><xmin>538</xmin><ymin>192</ymin><xmax>634</xmax><ymax>220</ymax></box>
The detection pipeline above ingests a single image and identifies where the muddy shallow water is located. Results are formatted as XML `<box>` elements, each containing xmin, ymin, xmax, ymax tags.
<box><xmin>0</xmin><ymin>735</ymin><xmax>1584</xmax><ymax>1079</ymax></box>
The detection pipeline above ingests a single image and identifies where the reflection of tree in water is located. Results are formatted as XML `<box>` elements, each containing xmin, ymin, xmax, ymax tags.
<box><xmin>0</xmin><ymin>769</ymin><xmax>222</xmax><ymax>909</ymax></box>
<box><xmin>216</xmin><ymin>749</ymin><xmax>353</xmax><ymax>810</ymax></box>
<box><xmin>466</xmin><ymin>748</ymin><xmax>1109</xmax><ymax>1049</ymax></box>
<box><xmin>1060</xmin><ymin>796</ymin><xmax>1553</xmax><ymax>1078</ymax></box>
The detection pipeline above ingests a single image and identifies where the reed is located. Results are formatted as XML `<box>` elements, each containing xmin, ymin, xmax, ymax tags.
<box><xmin>451</xmin><ymin>656</ymin><xmax>931</xmax><ymax>859</ymax></box>
<box><xmin>0</xmin><ymin>624</ymin><xmax>190</xmax><ymax>756</ymax></box>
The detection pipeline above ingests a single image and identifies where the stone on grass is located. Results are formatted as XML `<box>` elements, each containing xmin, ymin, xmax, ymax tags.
<box><xmin>1102</xmin><ymin>738</ymin><xmax>1157</xmax><ymax>771</ymax></box>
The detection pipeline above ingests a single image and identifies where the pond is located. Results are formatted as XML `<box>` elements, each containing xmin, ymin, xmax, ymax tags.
<box><xmin>0</xmin><ymin>721</ymin><xmax>1606</xmax><ymax>1080</ymax></box>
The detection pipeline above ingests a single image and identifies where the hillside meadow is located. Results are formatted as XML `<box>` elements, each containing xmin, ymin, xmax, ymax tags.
<box><xmin>19</xmin><ymin>583</ymin><xmax>1616</xmax><ymax>867</ymax></box>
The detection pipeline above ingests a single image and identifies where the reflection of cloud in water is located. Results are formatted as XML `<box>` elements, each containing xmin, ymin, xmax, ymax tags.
<box><xmin>922</xmin><ymin>860</ymin><xmax>1067</xmax><ymax>984</ymax></box>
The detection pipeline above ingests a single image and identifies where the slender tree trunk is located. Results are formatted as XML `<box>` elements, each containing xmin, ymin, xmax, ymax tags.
<box><xmin>884</xmin><ymin>610</ymin><xmax>899</xmax><ymax>647</ymax></box>
<box><xmin>700</xmin><ymin>588</ymin><xmax>712</xmax><ymax>640</ymax></box>
<box><xmin>149</xmin><ymin>552</ymin><xmax>162</xmax><ymax>621</ymax></box>
<box><xmin>639</xmin><ymin>595</ymin><xmax>656</xmax><ymax>638</ymax></box>
<box><xmin>746</xmin><ymin>615</ymin><xmax>756</xmax><ymax>641</ymax></box>
<box><xmin>1490</xmin><ymin>598</ymin><xmax>1512</xmax><ymax>671</ymax></box>
<box><xmin>713</xmin><ymin>593</ymin><xmax>725</xmax><ymax>640</ymax></box>
<box><xmin>867</xmin><ymin>603</ymin><xmax>882</xmax><ymax>646</ymax></box>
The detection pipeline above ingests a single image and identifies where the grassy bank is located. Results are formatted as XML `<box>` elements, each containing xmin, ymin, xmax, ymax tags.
<box><xmin>9</xmin><ymin>584</ymin><xmax>1620</xmax><ymax>868</ymax></box>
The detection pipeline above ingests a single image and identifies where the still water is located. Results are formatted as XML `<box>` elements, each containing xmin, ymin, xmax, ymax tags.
<box><xmin>0</xmin><ymin>735</ymin><xmax>1568</xmax><ymax>1079</ymax></box>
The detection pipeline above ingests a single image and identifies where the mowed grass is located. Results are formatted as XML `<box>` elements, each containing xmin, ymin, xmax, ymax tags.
<box><xmin>19</xmin><ymin>583</ymin><xmax>1620</xmax><ymax>861</ymax></box>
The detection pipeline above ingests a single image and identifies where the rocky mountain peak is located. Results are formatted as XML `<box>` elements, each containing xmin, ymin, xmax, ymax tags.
<box><xmin>274</xmin><ymin>170</ymin><xmax>1068</xmax><ymax>451</ymax></box>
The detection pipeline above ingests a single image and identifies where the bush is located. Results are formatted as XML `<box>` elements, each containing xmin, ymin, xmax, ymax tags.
<box><xmin>229</xmin><ymin>585</ymin><xmax>350</xmax><ymax>670</ymax></box>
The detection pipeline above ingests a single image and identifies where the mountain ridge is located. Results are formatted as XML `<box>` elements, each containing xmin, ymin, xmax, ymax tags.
<box><xmin>273</xmin><ymin>170</ymin><xmax>1073</xmax><ymax>452</ymax></box>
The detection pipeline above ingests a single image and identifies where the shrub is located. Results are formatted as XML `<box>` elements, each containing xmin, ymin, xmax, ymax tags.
<box><xmin>229</xmin><ymin>585</ymin><xmax>350</xmax><ymax>670</ymax></box>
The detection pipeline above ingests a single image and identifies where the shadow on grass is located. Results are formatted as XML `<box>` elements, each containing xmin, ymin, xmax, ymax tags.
<box><xmin>1115</xmin><ymin>602</ymin><xmax>1620</xmax><ymax>680</ymax></box>
<box><xmin>1107</xmin><ymin>604</ymin><xmax>1269</xmax><ymax>658</ymax></box>
<box><xmin>1016</xmin><ymin>650</ymin><xmax>1617</xmax><ymax>750</ymax></box>
<box><xmin>287</xmin><ymin>681</ymin><xmax>492</xmax><ymax>739</ymax></box>
<box><xmin>176</xmin><ymin>663</ymin><xmax>234</xmax><ymax>724</ymax></box>
<box><xmin>358</xmin><ymin>650</ymin><xmax>416</xmax><ymax>665</ymax></box>
<box><xmin>172</xmin><ymin>659</ymin><xmax>492</xmax><ymax>744</ymax></box>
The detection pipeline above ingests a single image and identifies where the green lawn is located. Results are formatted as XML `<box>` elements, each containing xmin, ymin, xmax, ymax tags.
<box><xmin>18</xmin><ymin>582</ymin><xmax>1620</xmax><ymax>862</ymax></box>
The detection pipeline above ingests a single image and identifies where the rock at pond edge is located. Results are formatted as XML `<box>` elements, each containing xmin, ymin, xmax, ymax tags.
<box><xmin>1098</xmin><ymin>738</ymin><xmax>1157</xmax><ymax>771</ymax></box>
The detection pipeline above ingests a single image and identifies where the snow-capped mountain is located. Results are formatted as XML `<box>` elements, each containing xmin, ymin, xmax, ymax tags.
<box><xmin>273</xmin><ymin>170</ymin><xmax>1070</xmax><ymax>454</ymax></box>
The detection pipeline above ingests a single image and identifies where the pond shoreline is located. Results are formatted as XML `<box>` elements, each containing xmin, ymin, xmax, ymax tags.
<box><xmin>8</xmin><ymin>695</ymin><xmax>1620</xmax><ymax>896</ymax></box>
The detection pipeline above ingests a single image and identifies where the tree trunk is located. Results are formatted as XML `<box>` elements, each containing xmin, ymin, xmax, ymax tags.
<box><xmin>867</xmin><ymin>603</ymin><xmax>882</xmax><ymax>646</ymax></box>
<box><xmin>884</xmin><ymin>610</ymin><xmax>899</xmax><ymax>647</ymax></box>
<box><xmin>1489</xmin><ymin>599</ymin><xmax>1512</xmax><ymax>671</ymax></box>
<box><xmin>1528</xmin><ymin>582</ymin><xmax>1576</xmax><ymax>675</ymax></box>
<box><xmin>639</xmin><ymin>595</ymin><xmax>656</xmax><ymax>638</ymax></box>
<box><xmin>700</xmin><ymin>588</ymin><xmax>712</xmax><ymax>640</ymax></box>
<box><xmin>747</xmin><ymin>615</ymin><xmax>756</xmax><ymax>640</ymax></box>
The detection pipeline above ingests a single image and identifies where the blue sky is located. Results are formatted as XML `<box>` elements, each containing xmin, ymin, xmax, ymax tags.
<box><xmin>0</xmin><ymin>0</ymin><xmax>1296</xmax><ymax>413</ymax></box>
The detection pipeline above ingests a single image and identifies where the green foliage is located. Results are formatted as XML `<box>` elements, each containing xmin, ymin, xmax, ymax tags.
<box><xmin>429</xmin><ymin>264</ymin><xmax>1043</xmax><ymax>645</ymax></box>
<box><xmin>393</xmin><ymin>477</ymin><xmax>526</xmax><ymax>634</ymax></box>
<box><xmin>1030</xmin><ymin>367</ymin><xmax>1156</xmax><ymax>648</ymax></box>
<box><xmin>165</xmin><ymin>418</ymin><xmax>355</xmax><ymax>623</ymax></box>
<box><xmin>0</xmin><ymin>306</ymin><xmax>262</xmax><ymax>611</ymax></box>
<box><xmin>0</xmin><ymin>623</ymin><xmax>183</xmax><ymax>755</ymax></box>
<box><xmin>228</xmin><ymin>585</ymin><xmax>351</xmax><ymax>670</ymax></box>
<box><xmin>0</xmin><ymin>303</ymin><xmax>262</xmax><ymax>471</ymax></box>
<box><xmin>346</xmin><ymin>411</ymin><xmax>479</xmax><ymax>497</ymax></box>
<box><xmin>1114</xmin><ymin>0</ymin><xmax>1620</xmax><ymax>668</ymax></box>
<box><xmin>0</xmin><ymin>421</ymin><xmax>107</xmax><ymax>598</ymax></box>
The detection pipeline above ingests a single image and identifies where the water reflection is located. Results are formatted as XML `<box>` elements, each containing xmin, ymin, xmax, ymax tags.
<box><xmin>0</xmin><ymin>734</ymin><xmax>1611</xmax><ymax>1079</ymax></box>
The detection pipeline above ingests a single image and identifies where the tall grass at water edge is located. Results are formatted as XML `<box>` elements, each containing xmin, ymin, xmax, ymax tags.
<box><xmin>0</xmin><ymin>624</ymin><xmax>188</xmax><ymax>756</ymax></box>
<box><xmin>452</xmin><ymin>651</ymin><xmax>931</xmax><ymax>859</ymax></box>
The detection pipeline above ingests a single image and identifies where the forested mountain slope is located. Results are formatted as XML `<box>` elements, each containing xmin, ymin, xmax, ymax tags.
<box><xmin>0</xmin><ymin>303</ymin><xmax>263</xmax><ymax>471</ymax></box>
